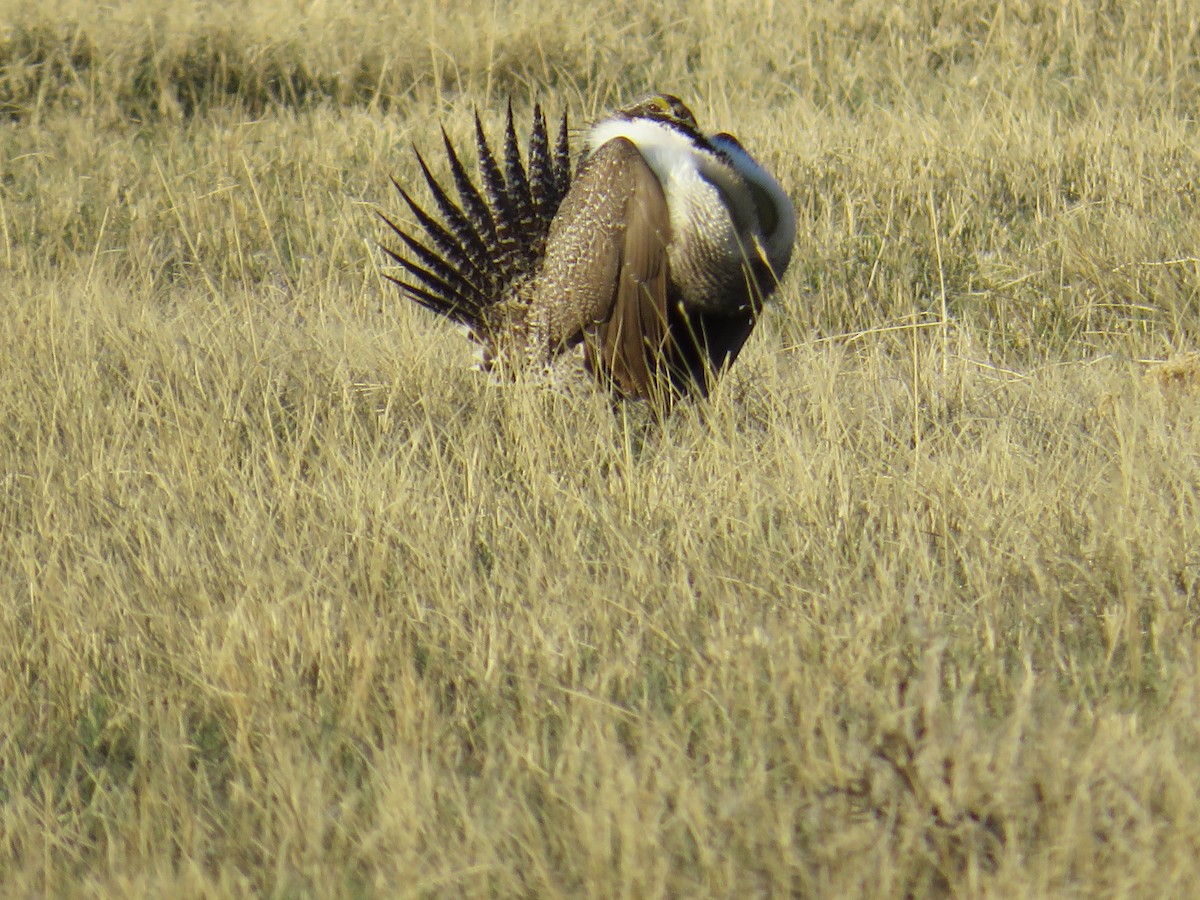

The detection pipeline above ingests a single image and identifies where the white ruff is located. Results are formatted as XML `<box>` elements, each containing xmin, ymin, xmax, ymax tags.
<box><xmin>586</xmin><ymin>113</ymin><xmax>796</xmax><ymax>310</ymax></box>
<box><xmin>586</xmin><ymin>117</ymin><xmax>709</xmax><ymax>189</ymax></box>
<box><xmin>708</xmin><ymin>134</ymin><xmax>797</xmax><ymax>267</ymax></box>
<box><xmin>585</xmin><ymin>117</ymin><xmax>727</xmax><ymax>271</ymax></box>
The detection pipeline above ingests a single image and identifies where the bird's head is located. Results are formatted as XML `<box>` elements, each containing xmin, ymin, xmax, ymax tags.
<box><xmin>613</xmin><ymin>94</ymin><xmax>702</xmax><ymax>139</ymax></box>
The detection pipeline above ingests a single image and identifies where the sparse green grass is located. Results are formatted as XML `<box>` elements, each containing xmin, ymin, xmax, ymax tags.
<box><xmin>2</xmin><ymin>1</ymin><xmax>1199</xmax><ymax>896</ymax></box>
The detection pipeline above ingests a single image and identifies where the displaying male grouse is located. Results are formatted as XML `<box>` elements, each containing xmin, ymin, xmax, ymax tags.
<box><xmin>381</xmin><ymin>93</ymin><xmax>795</xmax><ymax>403</ymax></box>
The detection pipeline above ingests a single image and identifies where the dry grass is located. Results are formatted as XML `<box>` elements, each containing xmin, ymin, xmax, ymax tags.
<box><xmin>2</xmin><ymin>1</ymin><xmax>1199</xmax><ymax>896</ymax></box>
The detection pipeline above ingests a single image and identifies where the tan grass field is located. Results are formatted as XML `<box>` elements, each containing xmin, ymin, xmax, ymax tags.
<box><xmin>2</xmin><ymin>1</ymin><xmax>1200</xmax><ymax>895</ymax></box>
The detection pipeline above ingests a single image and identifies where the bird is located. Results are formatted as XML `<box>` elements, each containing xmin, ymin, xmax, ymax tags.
<box><xmin>380</xmin><ymin>93</ymin><xmax>795</xmax><ymax>405</ymax></box>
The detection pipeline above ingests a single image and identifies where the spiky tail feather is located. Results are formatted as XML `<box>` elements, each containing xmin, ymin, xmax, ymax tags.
<box><xmin>380</xmin><ymin>103</ymin><xmax>572</xmax><ymax>337</ymax></box>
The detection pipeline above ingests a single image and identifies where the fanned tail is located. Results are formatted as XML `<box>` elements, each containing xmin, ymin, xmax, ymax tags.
<box><xmin>381</xmin><ymin>103</ymin><xmax>572</xmax><ymax>339</ymax></box>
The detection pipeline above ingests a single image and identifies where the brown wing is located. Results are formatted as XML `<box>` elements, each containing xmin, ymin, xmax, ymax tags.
<box><xmin>531</xmin><ymin>137</ymin><xmax>672</xmax><ymax>399</ymax></box>
<box><xmin>587</xmin><ymin>143</ymin><xmax>674</xmax><ymax>398</ymax></box>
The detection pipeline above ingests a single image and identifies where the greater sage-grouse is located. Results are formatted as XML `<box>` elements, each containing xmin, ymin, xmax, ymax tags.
<box><xmin>381</xmin><ymin>94</ymin><xmax>795</xmax><ymax>403</ymax></box>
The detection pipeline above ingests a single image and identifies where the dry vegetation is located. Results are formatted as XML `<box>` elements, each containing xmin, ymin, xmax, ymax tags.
<box><xmin>2</xmin><ymin>0</ymin><xmax>1200</xmax><ymax>895</ymax></box>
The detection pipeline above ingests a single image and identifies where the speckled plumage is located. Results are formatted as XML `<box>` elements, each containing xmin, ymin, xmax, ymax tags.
<box><xmin>381</xmin><ymin>94</ymin><xmax>795</xmax><ymax>402</ymax></box>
